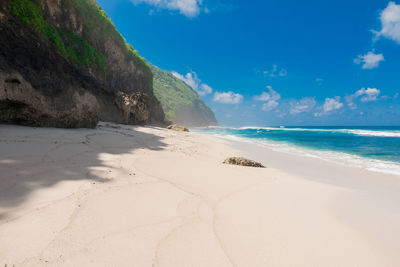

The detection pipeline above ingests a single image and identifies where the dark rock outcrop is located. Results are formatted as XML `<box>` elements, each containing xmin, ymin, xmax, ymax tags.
<box><xmin>115</xmin><ymin>92</ymin><xmax>149</xmax><ymax>125</ymax></box>
<box><xmin>167</xmin><ymin>125</ymin><xmax>189</xmax><ymax>132</ymax></box>
<box><xmin>223</xmin><ymin>157</ymin><xmax>265</xmax><ymax>168</ymax></box>
<box><xmin>0</xmin><ymin>0</ymin><xmax>165</xmax><ymax>128</ymax></box>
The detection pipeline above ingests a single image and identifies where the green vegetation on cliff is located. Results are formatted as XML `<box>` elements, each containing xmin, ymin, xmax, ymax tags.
<box><xmin>8</xmin><ymin>0</ymin><xmax>68</xmax><ymax>56</ymax></box>
<box><xmin>151</xmin><ymin>64</ymin><xmax>217</xmax><ymax>126</ymax></box>
<box><xmin>65</xmin><ymin>0</ymin><xmax>149</xmax><ymax>74</ymax></box>
<box><xmin>8</xmin><ymin>0</ymin><xmax>149</xmax><ymax>75</ymax></box>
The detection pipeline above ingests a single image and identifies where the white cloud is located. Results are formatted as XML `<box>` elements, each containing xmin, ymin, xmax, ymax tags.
<box><xmin>289</xmin><ymin>97</ymin><xmax>316</xmax><ymax>115</ymax></box>
<box><xmin>172</xmin><ymin>71</ymin><xmax>212</xmax><ymax>96</ymax></box>
<box><xmin>359</xmin><ymin>88</ymin><xmax>381</xmax><ymax>102</ymax></box>
<box><xmin>199</xmin><ymin>84</ymin><xmax>213</xmax><ymax>95</ymax></box>
<box><xmin>315</xmin><ymin>97</ymin><xmax>343</xmax><ymax>116</ymax></box>
<box><xmin>131</xmin><ymin>0</ymin><xmax>203</xmax><ymax>17</ymax></box>
<box><xmin>254</xmin><ymin>86</ymin><xmax>281</xmax><ymax>111</ymax></box>
<box><xmin>374</xmin><ymin>2</ymin><xmax>400</xmax><ymax>44</ymax></box>
<box><xmin>346</xmin><ymin>87</ymin><xmax>381</xmax><ymax>109</ymax></box>
<box><xmin>354</xmin><ymin>51</ymin><xmax>384</xmax><ymax>69</ymax></box>
<box><xmin>324</xmin><ymin>97</ymin><xmax>344</xmax><ymax>111</ymax></box>
<box><xmin>262</xmin><ymin>100</ymin><xmax>279</xmax><ymax>111</ymax></box>
<box><xmin>254</xmin><ymin>86</ymin><xmax>280</xmax><ymax>101</ymax></box>
<box><xmin>213</xmin><ymin>91</ymin><xmax>243</xmax><ymax>104</ymax></box>
<box><xmin>260</xmin><ymin>65</ymin><xmax>288</xmax><ymax>77</ymax></box>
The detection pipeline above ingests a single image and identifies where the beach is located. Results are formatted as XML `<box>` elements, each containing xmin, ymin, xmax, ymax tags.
<box><xmin>1</xmin><ymin>123</ymin><xmax>400</xmax><ymax>266</ymax></box>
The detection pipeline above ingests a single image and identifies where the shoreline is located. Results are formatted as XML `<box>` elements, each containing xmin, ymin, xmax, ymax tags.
<box><xmin>222</xmin><ymin>133</ymin><xmax>400</xmax><ymax>194</ymax></box>
<box><xmin>195</xmin><ymin>130</ymin><xmax>400</xmax><ymax>177</ymax></box>
<box><xmin>1</xmin><ymin>123</ymin><xmax>400</xmax><ymax>266</ymax></box>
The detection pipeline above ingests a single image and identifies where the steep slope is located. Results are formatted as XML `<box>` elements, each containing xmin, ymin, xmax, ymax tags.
<box><xmin>151</xmin><ymin>65</ymin><xmax>217</xmax><ymax>127</ymax></box>
<box><xmin>0</xmin><ymin>0</ymin><xmax>164</xmax><ymax>128</ymax></box>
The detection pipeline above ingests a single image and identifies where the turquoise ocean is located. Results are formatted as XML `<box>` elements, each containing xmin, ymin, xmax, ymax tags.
<box><xmin>195</xmin><ymin>126</ymin><xmax>400</xmax><ymax>176</ymax></box>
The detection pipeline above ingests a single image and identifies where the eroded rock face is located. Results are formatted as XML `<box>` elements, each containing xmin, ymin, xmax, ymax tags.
<box><xmin>115</xmin><ymin>92</ymin><xmax>149</xmax><ymax>125</ymax></box>
<box><xmin>223</xmin><ymin>157</ymin><xmax>265</xmax><ymax>168</ymax></box>
<box><xmin>0</xmin><ymin>10</ymin><xmax>102</xmax><ymax>129</ymax></box>
<box><xmin>0</xmin><ymin>71</ymin><xmax>99</xmax><ymax>128</ymax></box>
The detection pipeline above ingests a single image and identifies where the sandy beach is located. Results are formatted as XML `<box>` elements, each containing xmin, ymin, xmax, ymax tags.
<box><xmin>1</xmin><ymin>123</ymin><xmax>400</xmax><ymax>266</ymax></box>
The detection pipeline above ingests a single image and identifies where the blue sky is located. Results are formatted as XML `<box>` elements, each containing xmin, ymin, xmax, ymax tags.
<box><xmin>97</xmin><ymin>0</ymin><xmax>400</xmax><ymax>126</ymax></box>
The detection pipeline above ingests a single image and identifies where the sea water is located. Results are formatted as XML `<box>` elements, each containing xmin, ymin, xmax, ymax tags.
<box><xmin>195</xmin><ymin>126</ymin><xmax>400</xmax><ymax>176</ymax></box>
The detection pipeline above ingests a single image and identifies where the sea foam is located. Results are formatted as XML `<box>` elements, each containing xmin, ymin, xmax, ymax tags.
<box><xmin>196</xmin><ymin>126</ymin><xmax>400</xmax><ymax>176</ymax></box>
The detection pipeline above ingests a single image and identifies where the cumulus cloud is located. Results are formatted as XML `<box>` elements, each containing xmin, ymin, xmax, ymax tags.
<box><xmin>131</xmin><ymin>0</ymin><xmax>203</xmax><ymax>17</ymax></box>
<box><xmin>315</xmin><ymin>97</ymin><xmax>343</xmax><ymax>116</ymax></box>
<box><xmin>354</xmin><ymin>51</ymin><xmax>384</xmax><ymax>69</ymax></box>
<box><xmin>289</xmin><ymin>97</ymin><xmax>316</xmax><ymax>115</ymax></box>
<box><xmin>346</xmin><ymin>88</ymin><xmax>381</xmax><ymax>109</ymax></box>
<box><xmin>172</xmin><ymin>71</ymin><xmax>212</xmax><ymax>96</ymax></box>
<box><xmin>359</xmin><ymin>88</ymin><xmax>381</xmax><ymax>102</ymax></box>
<box><xmin>254</xmin><ymin>86</ymin><xmax>281</xmax><ymax>111</ymax></box>
<box><xmin>374</xmin><ymin>2</ymin><xmax>400</xmax><ymax>44</ymax></box>
<box><xmin>213</xmin><ymin>91</ymin><xmax>243</xmax><ymax>104</ymax></box>
<box><xmin>323</xmin><ymin>97</ymin><xmax>344</xmax><ymax>111</ymax></box>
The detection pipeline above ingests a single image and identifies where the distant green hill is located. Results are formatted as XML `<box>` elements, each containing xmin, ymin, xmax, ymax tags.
<box><xmin>151</xmin><ymin>65</ymin><xmax>217</xmax><ymax>127</ymax></box>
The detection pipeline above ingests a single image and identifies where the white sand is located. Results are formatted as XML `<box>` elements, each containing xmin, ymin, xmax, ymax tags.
<box><xmin>1</xmin><ymin>123</ymin><xmax>400</xmax><ymax>266</ymax></box>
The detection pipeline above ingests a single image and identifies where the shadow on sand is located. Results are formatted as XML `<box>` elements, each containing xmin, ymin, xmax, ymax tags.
<box><xmin>0</xmin><ymin>123</ymin><xmax>167</xmax><ymax>219</ymax></box>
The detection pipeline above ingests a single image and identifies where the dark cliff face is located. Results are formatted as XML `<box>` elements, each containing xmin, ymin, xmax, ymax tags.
<box><xmin>0</xmin><ymin>0</ymin><xmax>165</xmax><ymax>128</ymax></box>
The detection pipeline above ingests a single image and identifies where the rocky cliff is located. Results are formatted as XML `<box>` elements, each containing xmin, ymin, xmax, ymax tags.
<box><xmin>151</xmin><ymin>65</ymin><xmax>217</xmax><ymax>127</ymax></box>
<box><xmin>0</xmin><ymin>0</ymin><xmax>165</xmax><ymax>128</ymax></box>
